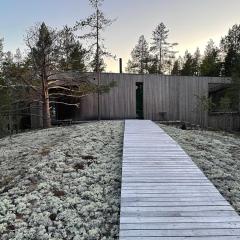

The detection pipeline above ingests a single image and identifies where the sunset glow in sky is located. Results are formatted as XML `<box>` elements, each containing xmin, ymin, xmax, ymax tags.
<box><xmin>0</xmin><ymin>0</ymin><xmax>240</xmax><ymax>72</ymax></box>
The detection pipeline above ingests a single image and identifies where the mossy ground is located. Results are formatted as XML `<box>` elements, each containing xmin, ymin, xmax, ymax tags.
<box><xmin>0</xmin><ymin>121</ymin><xmax>123</xmax><ymax>240</ymax></box>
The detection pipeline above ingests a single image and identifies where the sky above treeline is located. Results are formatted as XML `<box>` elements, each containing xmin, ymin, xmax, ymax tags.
<box><xmin>0</xmin><ymin>0</ymin><xmax>240</xmax><ymax>72</ymax></box>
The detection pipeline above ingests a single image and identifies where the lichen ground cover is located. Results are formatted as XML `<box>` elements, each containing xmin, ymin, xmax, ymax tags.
<box><xmin>159</xmin><ymin>124</ymin><xmax>240</xmax><ymax>214</ymax></box>
<box><xmin>0</xmin><ymin>121</ymin><xmax>123</xmax><ymax>240</ymax></box>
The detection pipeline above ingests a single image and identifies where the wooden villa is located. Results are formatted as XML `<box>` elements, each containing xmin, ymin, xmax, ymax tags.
<box><xmin>31</xmin><ymin>73</ymin><xmax>240</xmax><ymax>131</ymax></box>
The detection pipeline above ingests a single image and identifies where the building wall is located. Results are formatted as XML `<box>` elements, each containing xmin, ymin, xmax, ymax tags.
<box><xmin>79</xmin><ymin>73</ymin><xmax>141</xmax><ymax>120</ymax></box>
<box><xmin>208</xmin><ymin>113</ymin><xmax>240</xmax><ymax>131</ymax></box>
<box><xmin>78</xmin><ymin>73</ymin><xmax>231</xmax><ymax>128</ymax></box>
<box><xmin>30</xmin><ymin>73</ymin><xmax>236</xmax><ymax>130</ymax></box>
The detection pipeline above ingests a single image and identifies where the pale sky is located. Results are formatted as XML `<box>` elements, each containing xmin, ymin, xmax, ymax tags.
<box><xmin>0</xmin><ymin>0</ymin><xmax>240</xmax><ymax>72</ymax></box>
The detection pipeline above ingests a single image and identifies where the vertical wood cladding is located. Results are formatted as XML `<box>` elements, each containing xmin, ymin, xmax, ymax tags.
<box><xmin>78</xmin><ymin>73</ymin><xmax>231</xmax><ymax>127</ymax></box>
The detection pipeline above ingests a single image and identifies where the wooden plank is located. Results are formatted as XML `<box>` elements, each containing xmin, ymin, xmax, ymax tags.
<box><xmin>121</xmin><ymin>216</ymin><xmax>240</xmax><ymax>223</ymax></box>
<box><xmin>121</xmin><ymin>201</ymin><xmax>229</xmax><ymax>207</ymax></box>
<box><xmin>120</xmin><ymin>229</ymin><xmax>240</xmax><ymax>237</ymax></box>
<box><xmin>119</xmin><ymin>120</ymin><xmax>240</xmax><ymax>239</ymax></box>
<box><xmin>121</xmin><ymin>197</ymin><xmax>227</xmax><ymax>202</ymax></box>
<box><xmin>121</xmin><ymin>222</ymin><xmax>240</xmax><ymax>230</ymax></box>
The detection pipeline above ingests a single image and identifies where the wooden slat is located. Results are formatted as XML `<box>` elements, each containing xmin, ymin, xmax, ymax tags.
<box><xmin>119</xmin><ymin>120</ymin><xmax>240</xmax><ymax>239</ymax></box>
<box><xmin>77</xmin><ymin>74</ymin><xmax>233</xmax><ymax>130</ymax></box>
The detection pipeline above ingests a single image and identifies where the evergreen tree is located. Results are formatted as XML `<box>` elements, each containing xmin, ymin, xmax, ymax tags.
<box><xmin>27</xmin><ymin>22</ymin><xmax>57</xmax><ymax>128</ymax></box>
<box><xmin>0</xmin><ymin>39</ymin><xmax>8</xmax><ymax>135</ymax></box>
<box><xmin>0</xmin><ymin>38</ymin><xmax>3</xmax><ymax>61</ymax></box>
<box><xmin>193</xmin><ymin>48</ymin><xmax>201</xmax><ymax>76</ymax></box>
<box><xmin>126</xmin><ymin>35</ymin><xmax>150</xmax><ymax>74</ymax></box>
<box><xmin>75</xmin><ymin>0</ymin><xmax>114</xmax><ymax>73</ymax></box>
<box><xmin>221</xmin><ymin>24</ymin><xmax>240</xmax><ymax>76</ymax></box>
<box><xmin>68</xmin><ymin>44</ymin><xmax>87</xmax><ymax>71</ymax></box>
<box><xmin>58</xmin><ymin>26</ymin><xmax>86</xmax><ymax>72</ymax></box>
<box><xmin>14</xmin><ymin>48</ymin><xmax>22</xmax><ymax>65</ymax></box>
<box><xmin>181</xmin><ymin>49</ymin><xmax>201</xmax><ymax>76</ymax></box>
<box><xmin>150</xmin><ymin>22</ymin><xmax>178</xmax><ymax>74</ymax></box>
<box><xmin>0</xmin><ymin>45</ymin><xmax>30</xmax><ymax>134</ymax></box>
<box><xmin>148</xmin><ymin>55</ymin><xmax>159</xmax><ymax>74</ymax></box>
<box><xmin>219</xmin><ymin>24</ymin><xmax>240</xmax><ymax>111</ymax></box>
<box><xmin>75</xmin><ymin>0</ymin><xmax>115</xmax><ymax>120</ymax></box>
<box><xmin>181</xmin><ymin>51</ymin><xmax>195</xmax><ymax>76</ymax></box>
<box><xmin>90</xmin><ymin>51</ymin><xmax>106</xmax><ymax>72</ymax></box>
<box><xmin>171</xmin><ymin>58</ymin><xmax>181</xmax><ymax>75</ymax></box>
<box><xmin>26</xmin><ymin>22</ymin><xmax>111</xmax><ymax>128</ymax></box>
<box><xmin>200</xmin><ymin>39</ymin><xmax>221</xmax><ymax>77</ymax></box>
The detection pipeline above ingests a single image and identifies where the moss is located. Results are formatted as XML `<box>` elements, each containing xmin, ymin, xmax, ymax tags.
<box><xmin>0</xmin><ymin>121</ymin><xmax>123</xmax><ymax>239</ymax></box>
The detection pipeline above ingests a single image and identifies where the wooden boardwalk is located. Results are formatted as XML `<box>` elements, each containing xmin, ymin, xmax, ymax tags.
<box><xmin>119</xmin><ymin>120</ymin><xmax>240</xmax><ymax>240</ymax></box>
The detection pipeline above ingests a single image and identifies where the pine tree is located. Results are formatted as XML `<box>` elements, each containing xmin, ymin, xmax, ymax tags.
<box><xmin>150</xmin><ymin>23</ymin><xmax>178</xmax><ymax>74</ymax></box>
<box><xmin>75</xmin><ymin>0</ymin><xmax>115</xmax><ymax>120</ymax></box>
<box><xmin>181</xmin><ymin>51</ymin><xmax>195</xmax><ymax>76</ymax></box>
<box><xmin>181</xmin><ymin>49</ymin><xmax>201</xmax><ymax>76</ymax></box>
<box><xmin>58</xmin><ymin>26</ymin><xmax>86</xmax><ymax>72</ymax></box>
<box><xmin>0</xmin><ymin>39</ymin><xmax>8</xmax><ymax>135</ymax></box>
<box><xmin>148</xmin><ymin>55</ymin><xmax>159</xmax><ymax>74</ymax></box>
<box><xmin>29</xmin><ymin>22</ymin><xmax>55</xmax><ymax>128</ymax></box>
<box><xmin>171</xmin><ymin>59</ymin><xmax>181</xmax><ymax>75</ymax></box>
<box><xmin>221</xmin><ymin>24</ymin><xmax>240</xmax><ymax>76</ymax></box>
<box><xmin>193</xmin><ymin>48</ymin><xmax>201</xmax><ymax>76</ymax></box>
<box><xmin>200</xmin><ymin>39</ymin><xmax>221</xmax><ymax>77</ymax></box>
<box><xmin>68</xmin><ymin>44</ymin><xmax>87</xmax><ymax>71</ymax></box>
<box><xmin>14</xmin><ymin>48</ymin><xmax>22</xmax><ymax>65</ymax></box>
<box><xmin>75</xmin><ymin>0</ymin><xmax>114</xmax><ymax>72</ymax></box>
<box><xmin>126</xmin><ymin>35</ymin><xmax>150</xmax><ymax>74</ymax></box>
<box><xmin>90</xmin><ymin>51</ymin><xmax>106</xmax><ymax>72</ymax></box>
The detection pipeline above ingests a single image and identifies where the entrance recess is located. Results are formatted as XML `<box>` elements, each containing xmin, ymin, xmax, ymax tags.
<box><xmin>136</xmin><ymin>82</ymin><xmax>143</xmax><ymax>119</ymax></box>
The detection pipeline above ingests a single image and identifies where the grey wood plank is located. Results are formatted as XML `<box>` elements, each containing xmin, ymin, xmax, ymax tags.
<box><xmin>121</xmin><ymin>197</ymin><xmax>226</xmax><ymax>202</ymax></box>
<box><xmin>121</xmin><ymin>206</ymin><xmax>234</xmax><ymax>212</ymax></box>
<box><xmin>120</xmin><ymin>229</ymin><xmax>240</xmax><ymax>237</ymax></box>
<box><xmin>121</xmin><ymin>193</ymin><xmax>226</xmax><ymax>198</ymax></box>
<box><xmin>121</xmin><ymin>216</ymin><xmax>240</xmax><ymax>223</ymax></box>
<box><xmin>121</xmin><ymin>201</ymin><xmax>229</xmax><ymax>207</ymax></box>
<box><xmin>120</xmin><ymin>222</ymin><xmax>240</xmax><ymax>230</ymax></box>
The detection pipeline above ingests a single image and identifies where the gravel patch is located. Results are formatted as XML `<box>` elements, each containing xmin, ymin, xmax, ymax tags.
<box><xmin>159</xmin><ymin>124</ymin><xmax>240</xmax><ymax>214</ymax></box>
<box><xmin>0</xmin><ymin>121</ymin><xmax>123</xmax><ymax>240</ymax></box>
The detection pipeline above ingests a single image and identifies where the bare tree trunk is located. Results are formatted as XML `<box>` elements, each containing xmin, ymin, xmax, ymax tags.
<box><xmin>96</xmin><ymin>7</ymin><xmax>101</xmax><ymax>121</ymax></box>
<box><xmin>159</xmin><ymin>43</ymin><xmax>162</xmax><ymax>74</ymax></box>
<box><xmin>42</xmin><ymin>90</ymin><xmax>51</xmax><ymax>128</ymax></box>
<box><xmin>41</xmin><ymin>69</ymin><xmax>51</xmax><ymax>128</ymax></box>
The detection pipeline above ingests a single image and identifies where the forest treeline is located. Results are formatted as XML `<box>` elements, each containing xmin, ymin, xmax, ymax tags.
<box><xmin>126</xmin><ymin>23</ymin><xmax>240</xmax><ymax>79</ymax></box>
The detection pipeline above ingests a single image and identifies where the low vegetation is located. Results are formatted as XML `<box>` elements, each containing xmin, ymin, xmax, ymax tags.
<box><xmin>160</xmin><ymin>124</ymin><xmax>240</xmax><ymax>213</ymax></box>
<box><xmin>0</xmin><ymin>121</ymin><xmax>123</xmax><ymax>240</ymax></box>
